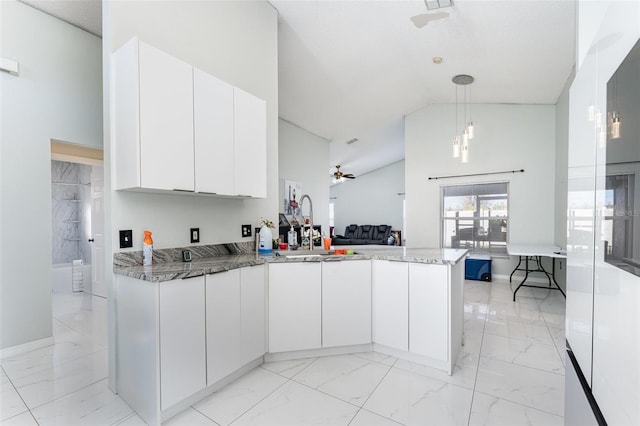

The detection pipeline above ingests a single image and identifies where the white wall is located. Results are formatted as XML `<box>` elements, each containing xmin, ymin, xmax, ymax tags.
<box><xmin>405</xmin><ymin>103</ymin><xmax>556</xmax><ymax>275</ymax></box>
<box><xmin>278</xmin><ymin>119</ymin><xmax>330</xmax><ymax>237</ymax></box>
<box><xmin>0</xmin><ymin>0</ymin><xmax>102</xmax><ymax>349</ymax></box>
<box><xmin>330</xmin><ymin>161</ymin><xmax>405</xmax><ymax>236</ymax></box>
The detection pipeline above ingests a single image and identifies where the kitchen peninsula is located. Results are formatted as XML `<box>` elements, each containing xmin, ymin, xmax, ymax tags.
<box><xmin>113</xmin><ymin>244</ymin><xmax>467</xmax><ymax>425</ymax></box>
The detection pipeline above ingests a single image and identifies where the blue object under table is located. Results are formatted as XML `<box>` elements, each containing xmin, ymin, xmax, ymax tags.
<box><xmin>465</xmin><ymin>254</ymin><xmax>492</xmax><ymax>282</ymax></box>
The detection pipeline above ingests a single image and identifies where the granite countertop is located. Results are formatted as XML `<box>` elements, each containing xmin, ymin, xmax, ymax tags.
<box><xmin>113</xmin><ymin>244</ymin><xmax>468</xmax><ymax>282</ymax></box>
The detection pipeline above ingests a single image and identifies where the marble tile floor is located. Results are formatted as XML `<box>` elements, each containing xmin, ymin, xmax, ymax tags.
<box><xmin>0</xmin><ymin>278</ymin><xmax>566</xmax><ymax>425</ymax></box>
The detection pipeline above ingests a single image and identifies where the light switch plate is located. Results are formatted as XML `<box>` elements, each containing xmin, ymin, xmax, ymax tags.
<box><xmin>241</xmin><ymin>224</ymin><xmax>252</xmax><ymax>238</ymax></box>
<box><xmin>190</xmin><ymin>228</ymin><xmax>200</xmax><ymax>243</ymax></box>
<box><xmin>119</xmin><ymin>229</ymin><xmax>133</xmax><ymax>248</ymax></box>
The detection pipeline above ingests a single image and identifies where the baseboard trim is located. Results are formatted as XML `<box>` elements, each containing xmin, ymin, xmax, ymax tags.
<box><xmin>0</xmin><ymin>336</ymin><xmax>54</xmax><ymax>359</ymax></box>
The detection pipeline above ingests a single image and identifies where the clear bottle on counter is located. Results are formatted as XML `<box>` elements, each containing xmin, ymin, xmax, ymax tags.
<box><xmin>287</xmin><ymin>226</ymin><xmax>297</xmax><ymax>248</ymax></box>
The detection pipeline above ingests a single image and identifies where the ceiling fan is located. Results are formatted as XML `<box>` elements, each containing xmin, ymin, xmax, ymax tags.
<box><xmin>332</xmin><ymin>165</ymin><xmax>355</xmax><ymax>182</ymax></box>
<box><xmin>410</xmin><ymin>0</ymin><xmax>453</xmax><ymax>29</ymax></box>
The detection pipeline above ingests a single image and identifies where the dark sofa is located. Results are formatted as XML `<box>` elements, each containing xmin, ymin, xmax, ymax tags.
<box><xmin>332</xmin><ymin>224</ymin><xmax>392</xmax><ymax>245</ymax></box>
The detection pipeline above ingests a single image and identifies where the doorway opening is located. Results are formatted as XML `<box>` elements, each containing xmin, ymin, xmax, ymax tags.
<box><xmin>50</xmin><ymin>140</ymin><xmax>104</xmax><ymax>297</ymax></box>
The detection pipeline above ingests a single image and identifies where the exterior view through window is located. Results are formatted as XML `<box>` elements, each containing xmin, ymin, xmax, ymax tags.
<box><xmin>441</xmin><ymin>182</ymin><xmax>509</xmax><ymax>254</ymax></box>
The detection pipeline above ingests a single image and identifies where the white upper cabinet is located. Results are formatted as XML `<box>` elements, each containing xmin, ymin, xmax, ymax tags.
<box><xmin>113</xmin><ymin>38</ymin><xmax>267</xmax><ymax>198</ymax></box>
<box><xmin>113</xmin><ymin>38</ymin><xmax>194</xmax><ymax>192</ymax></box>
<box><xmin>234</xmin><ymin>88</ymin><xmax>267</xmax><ymax>198</ymax></box>
<box><xmin>193</xmin><ymin>68</ymin><xmax>235</xmax><ymax>195</ymax></box>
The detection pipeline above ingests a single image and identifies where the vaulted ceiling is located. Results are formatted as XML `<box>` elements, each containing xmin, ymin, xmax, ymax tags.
<box><xmin>19</xmin><ymin>0</ymin><xmax>576</xmax><ymax>180</ymax></box>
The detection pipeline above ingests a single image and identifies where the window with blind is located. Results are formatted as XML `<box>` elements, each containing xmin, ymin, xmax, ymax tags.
<box><xmin>441</xmin><ymin>182</ymin><xmax>509</xmax><ymax>254</ymax></box>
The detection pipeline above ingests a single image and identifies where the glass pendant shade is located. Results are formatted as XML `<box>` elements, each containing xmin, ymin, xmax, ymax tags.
<box><xmin>467</xmin><ymin>121</ymin><xmax>474</xmax><ymax>139</ymax></box>
<box><xmin>611</xmin><ymin>113</ymin><xmax>621</xmax><ymax>139</ymax></box>
<box><xmin>462</xmin><ymin>130</ymin><xmax>469</xmax><ymax>147</ymax></box>
<box><xmin>461</xmin><ymin>144</ymin><xmax>469</xmax><ymax>163</ymax></box>
<box><xmin>453</xmin><ymin>136</ymin><xmax>460</xmax><ymax>158</ymax></box>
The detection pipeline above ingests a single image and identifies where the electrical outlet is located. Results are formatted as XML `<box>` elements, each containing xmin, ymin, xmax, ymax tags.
<box><xmin>241</xmin><ymin>224</ymin><xmax>252</xmax><ymax>238</ymax></box>
<box><xmin>119</xmin><ymin>229</ymin><xmax>133</xmax><ymax>248</ymax></box>
<box><xmin>190</xmin><ymin>228</ymin><xmax>200</xmax><ymax>243</ymax></box>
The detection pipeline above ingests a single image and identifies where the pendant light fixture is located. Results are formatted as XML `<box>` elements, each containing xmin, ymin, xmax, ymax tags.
<box><xmin>610</xmin><ymin>72</ymin><xmax>621</xmax><ymax>139</ymax></box>
<box><xmin>452</xmin><ymin>74</ymin><xmax>475</xmax><ymax>163</ymax></box>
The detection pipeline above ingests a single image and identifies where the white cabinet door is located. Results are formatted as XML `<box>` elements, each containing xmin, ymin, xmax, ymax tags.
<box><xmin>240</xmin><ymin>265</ymin><xmax>266</xmax><ymax>364</ymax></box>
<box><xmin>372</xmin><ymin>260</ymin><xmax>408</xmax><ymax>351</ymax></box>
<box><xmin>138</xmin><ymin>41</ymin><xmax>194</xmax><ymax>192</ymax></box>
<box><xmin>234</xmin><ymin>88</ymin><xmax>267</xmax><ymax>198</ymax></box>
<box><xmin>193</xmin><ymin>68</ymin><xmax>235</xmax><ymax>195</ymax></box>
<box><xmin>322</xmin><ymin>261</ymin><xmax>372</xmax><ymax>347</ymax></box>
<box><xmin>409</xmin><ymin>263</ymin><xmax>448</xmax><ymax>361</ymax></box>
<box><xmin>268</xmin><ymin>263</ymin><xmax>321</xmax><ymax>353</ymax></box>
<box><xmin>159</xmin><ymin>276</ymin><xmax>205</xmax><ymax>410</ymax></box>
<box><xmin>206</xmin><ymin>269</ymin><xmax>241</xmax><ymax>385</ymax></box>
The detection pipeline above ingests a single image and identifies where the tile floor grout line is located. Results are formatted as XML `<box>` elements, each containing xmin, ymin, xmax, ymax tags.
<box><xmin>0</xmin><ymin>364</ymin><xmax>35</xmax><ymax>424</ymax></box>
<box><xmin>223</xmin><ymin>372</ymin><xmax>294</xmax><ymax>426</ymax></box>
<box><xmin>465</xmin><ymin>279</ymin><xmax>491</xmax><ymax>426</ymax></box>
<box><xmin>347</xmin><ymin>356</ymin><xmax>400</xmax><ymax>424</ymax></box>
<box><xmin>472</xmin><ymin>389</ymin><xmax>565</xmax><ymax>418</ymax></box>
<box><xmin>21</xmin><ymin>376</ymin><xmax>112</xmax><ymax>413</ymax></box>
<box><xmin>189</xmin><ymin>405</ymin><xmax>223</xmax><ymax>426</ymax></box>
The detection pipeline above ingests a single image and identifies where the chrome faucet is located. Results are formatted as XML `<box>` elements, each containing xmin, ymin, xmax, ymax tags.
<box><xmin>299</xmin><ymin>194</ymin><xmax>314</xmax><ymax>251</ymax></box>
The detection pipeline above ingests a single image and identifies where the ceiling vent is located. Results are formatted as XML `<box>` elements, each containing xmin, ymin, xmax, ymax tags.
<box><xmin>345</xmin><ymin>138</ymin><xmax>358</xmax><ymax>145</ymax></box>
<box><xmin>425</xmin><ymin>0</ymin><xmax>454</xmax><ymax>10</ymax></box>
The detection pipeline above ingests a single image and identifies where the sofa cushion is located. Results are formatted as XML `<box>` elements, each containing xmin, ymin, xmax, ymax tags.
<box><xmin>355</xmin><ymin>225</ymin><xmax>373</xmax><ymax>240</ymax></box>
<box><xmin>343</xmin><ymin>224</ymin><xmax>359</xmax><ymax>239</ymax></box>
<box><xmin>371</xmin><ymin>225</ymin><xmax>391</xmax><ymax>241</ymax></box>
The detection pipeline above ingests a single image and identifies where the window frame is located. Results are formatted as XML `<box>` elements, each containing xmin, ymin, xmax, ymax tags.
<box><xmin>440</xmin><ymin>181</ymin><xmax>510</xmax><ymax>255</ymax></box>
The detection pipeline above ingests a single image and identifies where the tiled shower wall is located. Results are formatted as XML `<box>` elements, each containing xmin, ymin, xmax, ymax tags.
<box><xmin>51</xmin><ymin>160</ymin><xmax>92</xmax><ymax>264</ymax></box>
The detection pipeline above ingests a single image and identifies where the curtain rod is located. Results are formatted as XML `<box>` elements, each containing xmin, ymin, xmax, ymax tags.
<box><xmin>428</xmin><ymin>169</ymin><xmax>524</xmax><ymax>180</ymax></box>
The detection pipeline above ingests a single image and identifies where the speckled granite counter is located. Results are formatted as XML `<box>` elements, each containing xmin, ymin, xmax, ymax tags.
<box><xmin>114</xmin><ymin>243</ymin><xmax>468</xmax><ymax>282</ymax></box>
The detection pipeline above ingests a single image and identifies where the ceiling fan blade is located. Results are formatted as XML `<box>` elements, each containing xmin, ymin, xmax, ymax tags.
<box><xmin>344</xmin><ymin>175</ymin><xmax>356</xmax><ymax>179</ymax></box>
<box><xmin>410</xmin><ymin>11</ymin><xmax>449</xmax><ymax>28</ymax></box>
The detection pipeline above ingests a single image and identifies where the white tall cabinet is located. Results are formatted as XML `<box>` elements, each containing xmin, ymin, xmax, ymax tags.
<box><xmin>565</xmin><ymin>3</ymin><xmax>640</xmax><ymax>425</ymax></box>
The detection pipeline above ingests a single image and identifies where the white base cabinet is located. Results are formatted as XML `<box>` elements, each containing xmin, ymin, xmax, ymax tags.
<box><xmin>206</xmin><ymin>269</ymin><xmax>241</xmax><ymax>385</ymax></box>
<box><xmin>241</xmin><ymin>265</ymin><xmax>266</xmax><ymax>364</ymax></box>
<box><xmin>409</xmin><ymin>263</ymin><xmax>448</xmax><ymax>361</ymax></box>
<box><xmin>116</xmin><ymin>275</ymin><xmax>206</xmax><ymax>425</ymax></box>
<box><xmin>372</xmin><ymin>260</ymin><xmax>409</xmax><ymax>351</ymax></box>
<box><xmin>268</xmin><ymin>262</ymin><xmax>321</xmax><ymax>352</ymax></box>
<box><xmin>116</xmin><ymin>266</ymin><xmax>265</xmax><ymax>425</ymax></box>
<box><xmin>206</xmin><ymin>266</ymin><xmax>266</xmax><ymax>384</ymax></box>
<box><xmin>322</xmin><ymin>260</ymin><xmax>372</xmax><ymax>347</ymax></box>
